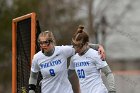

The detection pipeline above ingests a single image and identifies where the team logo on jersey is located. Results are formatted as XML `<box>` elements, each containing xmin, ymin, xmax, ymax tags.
<box><xmin>75</xmin><ymin>61</ymin><xmax>90</xmax><ymax>67</ymax></box>
<box><xmin>40</xmin><ymin>59</ymin><xmax>61</xmax><ymax>69</ymax></box>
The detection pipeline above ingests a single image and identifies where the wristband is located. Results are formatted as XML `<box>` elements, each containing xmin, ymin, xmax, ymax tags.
<box><xmin>29</xmin><ymin>84</ymin><xmax>36</xmax><ymax>91</ymax></box>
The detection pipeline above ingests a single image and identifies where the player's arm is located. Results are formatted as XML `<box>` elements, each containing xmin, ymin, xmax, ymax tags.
<box><xmin>101</xmin><ymin>66</ymin><xmax>116</xmax><ymax>93</ymax></box>
<box><xmin>88</xmin><ymin>43</ymin><xmax>99</xmax><ymax>50</ymax></box>
<box><xmin>68</xmin><ymin>69</ymin><xmax>75</xmax><ymax>78</ymax></box>
<box><xmin>28</xmin><ymin>71</ymin><xmax>38</xmax><ymax>93</ymax></box>
<box><xmin>68</xmin><ymin>56</ymin><xmax>80</xmax><ymax>93</ymax></box>
<box><xmin>68</xmin><ymin>69</ymin><xmax>80</xmax><ymax>93</ymax></box>
<box><xmin>89</xmin><ymin>44</ymin><xmax>105</xmax><ymax>60</ymax></box>
<box><xmin>61</xmin><ymin>46</ymin><xmax>75</xmax><ymax>58</ymax></box>
<box><xmin>28</xmin><ymin>54</ymin><xmax>40</xmax><ymax>93</ymax></box>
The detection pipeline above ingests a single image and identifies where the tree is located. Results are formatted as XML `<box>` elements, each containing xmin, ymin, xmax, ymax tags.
<box><xmin>87</xmin><ymin>0</ymin><xmax>95</xmax><ymax>43</ymax></box>
<box><xmin>38</xmin><ymin>0</ymin><xmax>84</xmax><ymax>45</ymax></box>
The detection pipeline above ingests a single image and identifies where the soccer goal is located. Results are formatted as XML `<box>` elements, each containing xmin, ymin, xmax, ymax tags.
<box><xmin>12</xmin><ymin>12</ymin><xmax>41</xmax><ymax>93</ymax></box>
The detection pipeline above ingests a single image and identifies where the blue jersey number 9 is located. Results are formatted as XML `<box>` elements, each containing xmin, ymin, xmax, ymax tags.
<box><xmin>49</xmin><ymin>69</ymin><xmax>55</xmax><ymax>76</ymax></box>
<box><xmin>77</xmin><ymin>69</ymin><xmax>85</xmax><ymax>78</ymax></box>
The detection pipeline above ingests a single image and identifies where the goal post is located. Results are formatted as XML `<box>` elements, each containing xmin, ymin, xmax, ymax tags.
<box><xmin>12</xmin><ymin>12</ymin><xmax>41</xmax><ymax>93</ymax></box>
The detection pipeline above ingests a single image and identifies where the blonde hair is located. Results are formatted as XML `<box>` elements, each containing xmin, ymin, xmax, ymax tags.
<box><xmin>38</xmin><ymin>31</ymin><xmax>56</xmax><ymax>45</ymax></box>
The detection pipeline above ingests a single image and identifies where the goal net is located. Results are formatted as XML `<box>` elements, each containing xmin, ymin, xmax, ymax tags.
<box><xmin>12</xmin><ymin>13</ymin><xmax>41</xmax><ymax>93</ymax></box>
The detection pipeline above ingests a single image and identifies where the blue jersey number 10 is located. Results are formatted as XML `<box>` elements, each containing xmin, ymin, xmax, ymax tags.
<box><xmin>49</xmin><ymin>69</ymin><xmax>55</xmax><ymax>76</ymax></box>
<box><xmin>77</xmin><ymin>69</ymin><xmax>85</xmax><ymax>78</ymax></box>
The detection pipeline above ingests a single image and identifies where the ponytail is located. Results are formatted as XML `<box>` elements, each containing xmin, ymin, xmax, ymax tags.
<box><xmin>72</xmin><ymin>25</ymin><xmax>89</xmax><ymax>44</ymax></box>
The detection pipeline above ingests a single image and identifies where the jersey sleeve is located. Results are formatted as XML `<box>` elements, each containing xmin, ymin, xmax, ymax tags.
<box><xmin>69</xmin><ymin>56</ymin><xmax>75</xmax><ymax>70</ymax></box>
<box><xmin>61</xmin><ymin>45</ymin><xmax>75</xmax><ymax>58</ymax></box>
<box><xmin>93</xmin><ymin>51</ymin><xmax>108</xmax><ymax>69</ymax></box>
<box><xmin>31</xmin><ymin>55</ymin><xmax>40</xmax><ymax>73</ymax></box>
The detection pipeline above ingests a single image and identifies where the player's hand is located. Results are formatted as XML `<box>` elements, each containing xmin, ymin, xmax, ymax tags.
<box><xmin>98</xmin><ymin>45</ymin><xmax>105</xmax><ymax>60</ymax></box>
<box><xmin>109</xmin><ymin>91</ymin><xmax>116</xmax><ymax>93</ymax></box>
<box><xmin>29</xmin><ymin>90</ymin><xmax>35</xmax><ymax>93</ymax></box>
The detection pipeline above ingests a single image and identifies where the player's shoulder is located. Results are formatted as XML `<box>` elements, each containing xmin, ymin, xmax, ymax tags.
<box><xmin>33</xmin><ymin>51</ymin><xmax>43</xmax><ymax>59</ymax></box>
<box><xmin>70</xmin><ymin>53</ymin><xmax>79</xmax><ymax>60</ymax></box>
<box><xmin>54</xmin><ymin>46</ymin><xmax>61</xmax><ymax>50</ymax></box>
<box><xmin>55</xmin><ymin>45</ymin><xmax>68</xmax><ymax>52</ymax></box>
<box><xmin>55</xmin><ymin>45</ymin><xmax>73</xmax><ymax>53</ymax></box>
<box><xmin>70</xmin><ymin>55</ymin><xmax>75</xmax><ymax>61</ymax></box>
<box><xmin>55</xmin><ymin>45</ymin><xmax>72</xmax><ymax>49</ymax></box>
<box><xmin>87</xmin><ymin>48</ymin><xmax>99</xmax><ymax>57</ymax></box>
<box><xmin>58</xmin><ymin>45</ymin><xmax>72</xmax><ymax>48</ymax></box>
<box><xmin>88</xmin><ymin>48</ymin><xmax>98</xmax><ymax>54</ymax></box>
